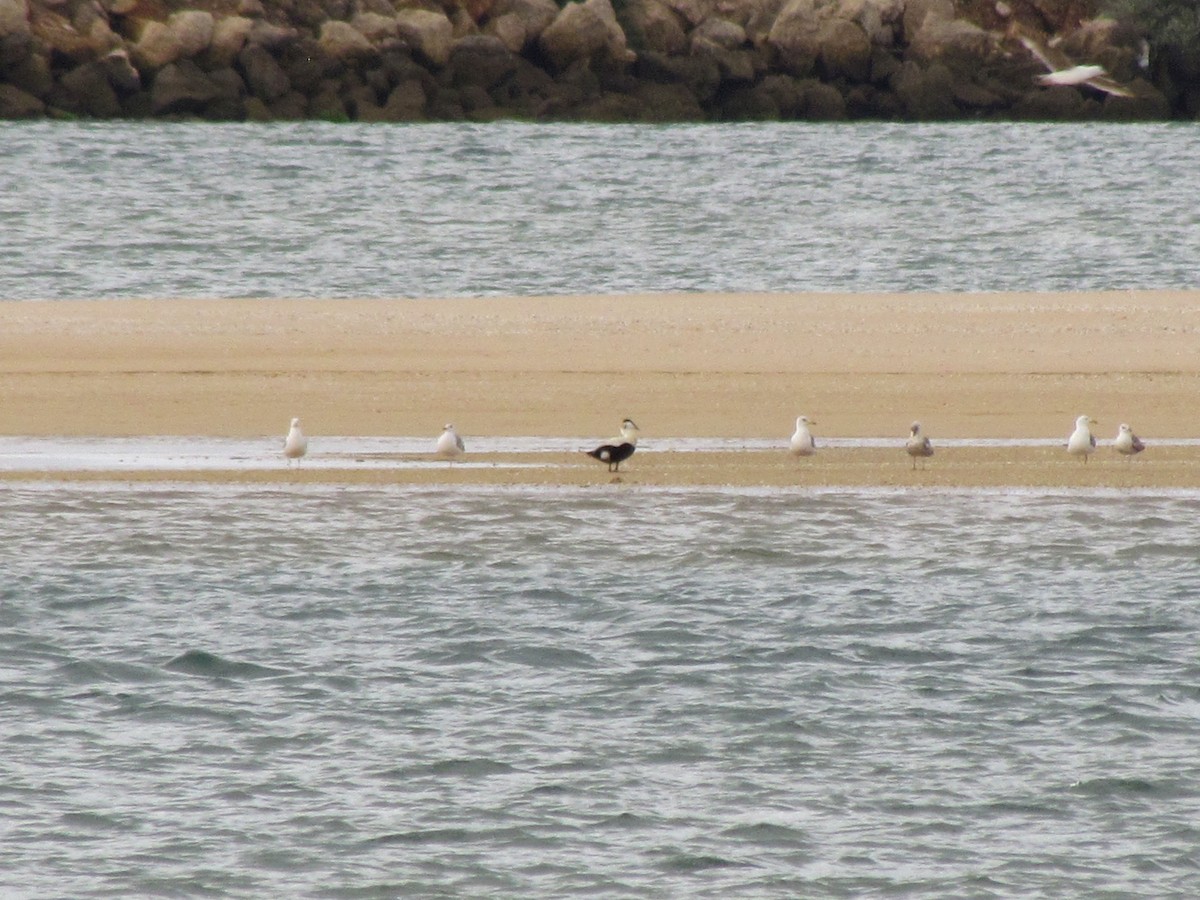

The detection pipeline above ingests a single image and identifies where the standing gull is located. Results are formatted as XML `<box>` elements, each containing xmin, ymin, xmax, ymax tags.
<box><xmin>789</xmin><ymin>416</ymin><xmax>816</xmax><ymax>456</ymax></box>
<box><xmin>436</xmin><ymin>423</ymin><xmax>465</xmax><ymax>458</ymax></box>
<box><xmin>1113</xmin><ymin>423</ymin><xmax>1145</xmax><ymax>459</ymax></box>
<box><xmin>283</xmin><ymin>417</ymin><xmax>308</xmax><ymax>465</ymax></box>
<box><xmin>1066</xmin><ymin>415</ymin><xmax>1097</xmax><ymax>462</ymax></box>
<box><xmin>905</xmin><ymin>421</ymin><xmax>933</xmax><ymax>470</ymax></box>
<box><xmin>618</xmin><ymin>418</ymin><xmax>640</xmax><ymax>446</ymax></box>
<box><xmin>586</xmin><ymin>417</ymin><xmax>639</xmax><ymax>473</ymax></box>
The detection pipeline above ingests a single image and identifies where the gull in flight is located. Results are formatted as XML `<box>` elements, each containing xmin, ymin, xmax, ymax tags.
<box><xmin>1067</xmin><ymin>414</ymin><xmax>1098</xmax><ymax>462</ymax></box>
<box><xmin>1016</xmin><ymin>32</ymin><xmax>1134</xmax><ymax>97</ymax></box>
<box><xmin>436</xmin><ymin>423</ymin><xmax>465</xmax><ymax>457</ymax></box>
<box><xmin>586</xmin><ymin>417</ymin><xmax>639</xmax><ymax>472</ymax></box>
<box><xmin>789</xmin><ymin>416</ymin><xmax>816</xmax><ymax>456</ymax></box>
<box><xmin>905</xmin><ymin>421</ymin><xmax>933</xmax><ymax>470</ymax></box>
<box><xmin>283</xmin><ymin>417</ymin><xmax>308</xmax><ymax>465</ymax></box>
<box><xmin>1112</xmin><ymin>423</ymin><xmax>1145</xmax><ymax>458</ymax></box>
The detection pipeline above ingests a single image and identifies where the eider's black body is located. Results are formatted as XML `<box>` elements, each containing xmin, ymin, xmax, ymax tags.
<box><xmin>586</xmin><ymin>441</ymin><xmax>636</xmax><ymax>472</ymax></box>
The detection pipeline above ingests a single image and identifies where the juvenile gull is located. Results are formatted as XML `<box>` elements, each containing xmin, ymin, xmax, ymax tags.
<box><xmin>789</xmin><ymin>416</ymin><xmax>816</xmax><ymax>456</ymax></box>
<box><xmin>436</xmin><ymin>423</ymin><xmax>465</xmax><ymax>457</ymax></box>
<box><xmin>905</xmin><ymin>421</ymin><xmax>933</xmax><ymax>470</ymax></box>
<box><xmin>1067</xmin><ymin>414</ymin><xmax>1098</xmax><ymax>462</ymax></box>
<box><xmin>283</xmin><ymin>417</ymin><xmax>308</xmax><ymax>465</ymax></box>
<box><xmin>1113</xmin><ymin>423</ymin><xmax>1145</xmax><ymax>458</ymax></box>
<box><xmin>586</xmin><ymin>417</ymin><xmax>639</xmax><ymax>472</ymax></box>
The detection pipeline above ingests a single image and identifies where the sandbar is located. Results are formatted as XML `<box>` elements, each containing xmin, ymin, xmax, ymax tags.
<box><xmin>1</xmin><ymin>291</ymin><xmax>1197</xmax><ymax>487</ymax></box>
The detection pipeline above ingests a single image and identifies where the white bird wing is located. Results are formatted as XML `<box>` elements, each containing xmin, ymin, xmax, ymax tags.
<box><xmin>1018</xmin><ymin>34</ymin><xmax>1134</xmax><ymax>97</ymax></box>
<box><xmin>1080</xmin><ymin>72</ymin><xmax>1135</xmax><ymax>98</ymax></box>
<box><xmin>1017</xmin><ymin>34</ymin><xmax>1069</xmax><ymax>73</ymax></box>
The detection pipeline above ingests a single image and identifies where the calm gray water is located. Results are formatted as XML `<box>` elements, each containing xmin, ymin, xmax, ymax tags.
<box><xmin>3</xmin><ymin>484</ymin><xmax>1200</xmax><ymax>897</ymax></box>
<box><xmin>1</xmin><ymin>121</ymin><xmax>1198</xmax><ymax>300</ymax></box>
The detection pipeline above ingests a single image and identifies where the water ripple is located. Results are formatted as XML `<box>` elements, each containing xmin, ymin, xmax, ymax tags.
<box><xmin>1</xmin><ymin>484</ymin><xmax>1199</xmax><ymax>895</ymax></box>
<box><xmin>2</xmin><ymin>122</ymin><xmax>1199</xmax><ymax>299</ymax></box>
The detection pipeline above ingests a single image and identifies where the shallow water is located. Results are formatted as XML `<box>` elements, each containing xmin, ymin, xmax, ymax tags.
<box><xmin>1</xmin><ymin>435</ymin><xmax>1198</xmax><ymax>475</ymax></box>
<box><xmin>2</xmin><ymin>121</ymin><xmax>1198</xmax><ymax>300</ymax></box>
<box><xmin>3</xmin><ymin>484</ymin><xmax>1200</xmax><ymax>896</ymax></box>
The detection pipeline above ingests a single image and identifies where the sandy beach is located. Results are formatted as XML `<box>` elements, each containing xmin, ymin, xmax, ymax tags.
<box><xmin>2</xmin><ymin>291</ymin><xmax>1197</xmax><ymax>487</ymax></box>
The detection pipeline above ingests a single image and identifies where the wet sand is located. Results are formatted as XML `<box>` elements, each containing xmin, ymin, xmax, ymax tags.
<box><xmin>1</xmin><ymin>291</ymin><xmax>1196</xmax><ymax>487</ymax></box>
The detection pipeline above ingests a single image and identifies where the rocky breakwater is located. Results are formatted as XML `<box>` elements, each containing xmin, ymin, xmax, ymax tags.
<box><xmin>0</xmin><ymin>0</ymin><xmax>1177</xmax><ymax>121</ymax></box>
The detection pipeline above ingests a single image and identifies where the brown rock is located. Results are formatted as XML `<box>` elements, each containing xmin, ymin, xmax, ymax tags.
<box><xmin>269</xmin><ymin>90</ymin><xmax>307</xmax><ymax>119</ymax></box>
<box><xmin>308</xmin><ymin>84</ymin><xmax>347</xmax><ymax>120</ymax></box>
<box><xmin>538</xmin><ymin>0</ymin><xmax>631</xmax><ymax>73</ymax></box>
<box><xmin>134</xmin><ymin>11</ymin><xmax>214</xmax><ymax>70</ymax></box>
<box><xmin>692</xmin><ymin>37</ymin><xmax>755</xmax><ymax>82</ymax></box>
<box><xmin>60</xmin><ymin>60</ymin><xmax>121</xmax><ymax>115</ymax></box>
<box><xmin>1100</xmin><ymin>79</ymin><xmax>1171</xmax><ymax>121</ymax></box>
<box><xmin>851</xmin><ymin>0</ymin><xmax>903</xmax><ymax>48</ymax></box>
<box><xmin>151</xmin><ymin>59</ymin><xmax>222</xmax><ymax>113</ymax></box>
<box><xmin>901</xmin><ymin>0</ymin><xmax>953</xmax><ymax>42</ymax></box>
<box><xmin>799</xmin><ymin>77</ymin><xmax>845</xmax><ymax>118</ymax></box>
<box><xmin>0</xmin><ymin>83</ymin><xmax>43</xmax><ymax>117</ymax></box>
<box><xmin>350</xmin><ymin>12</ymin><xmax>398</xmax><ymax>43</ymax></box>
<box><xmin>444</xmin><ymin>35</ymin><xmax>518</xmax><ymax>90</ymax></box>
<box><xmin>635</xmin><ymin>49</ymin><xmax>720</xmax><ymax>101</ymax></box>
<box><xmin>1011</xmin><ymin>84</ymin><xmax>1094</xmax><ymax>120</ymax></box>
<box><xmin>100</xmin><ymin>48</ymin><xmax>141</xmax><ymax>92</ymax></box>
<box><xmin>767</xmin><ymin>0</ymin><xmax>821</xmax><ymax>77</ymax></box>
<box><xmin>246</xmin><ymin>20</ymin><xmax>298</xmax><ymax>51</ymax></box>
<box><xmin>625</xmin><ymin>0</ymin><xmax>687</xmax><ymax>55</ymax></box>
<box><xmin>892</xmin><ymin>59</ymin><xmax>959</xmax><ymax>118</ymax></box>
<box><xmin>663</xmin><ymin>0</ymin><xmax>714</xmax><ymax>28</ymax></box>
<box><xmin>238</xmin><ymin>43</ymin><xmax>290</xmax><ymax>100</ymax></box>
<box><xmin>394</xmin><ymin>9</ymin><xmax>453</xmax><ymax>67</ymax></box>
<box><xmin>382</xmin><ymin>79</ymin><xmax>425</xmax><ymax>119</ymax></box>
<box><xmin>6</xmin><ymin>52</ymin><xmax>52</xmax><ymax>96</ymax></box>
<box><xmin>692</xmin><ymin>17</ymin><xmax>745</xmax><ymax>50</ymax></box>
<box><xmin>484</xmin><ymin>12</ymin><xmax>526</xmax><ymax>53</ymax></box>
<box><xmin>319</xmin><ymin>20</ymin><xmax>375</xmax><ymax>59</ymax></box>
<box><xmin>819</xmin><ymin>17</ymin><xmax>870</xmax><ymax>82</ymax></box>
<box><xmin>489</xmin><ymin>0</ymin><xmax>558</xmax><ymax>46</ymax></box>
<box><xmin>634</xmin><ymin>80</ymin><xmax>706</xmax><ymax>119</ymax></box>
<box><xmin>907</xmin><ymin>17</ymin><xmax>993</xmax><ymax>70</ymax></box>
<box><xmin>0</xmin><ymin>0</ymin><xmax>30</xmax><ymax>44</ymax></box>
<box><xmin>207</xmin><ymin>15</ymin><xmax>253</xmax><ymax>68</ymax></box>
<box><xmin>30</xmin><ymin>9</ymin><xmax>93</xmax><ymax>63</ymax></box>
